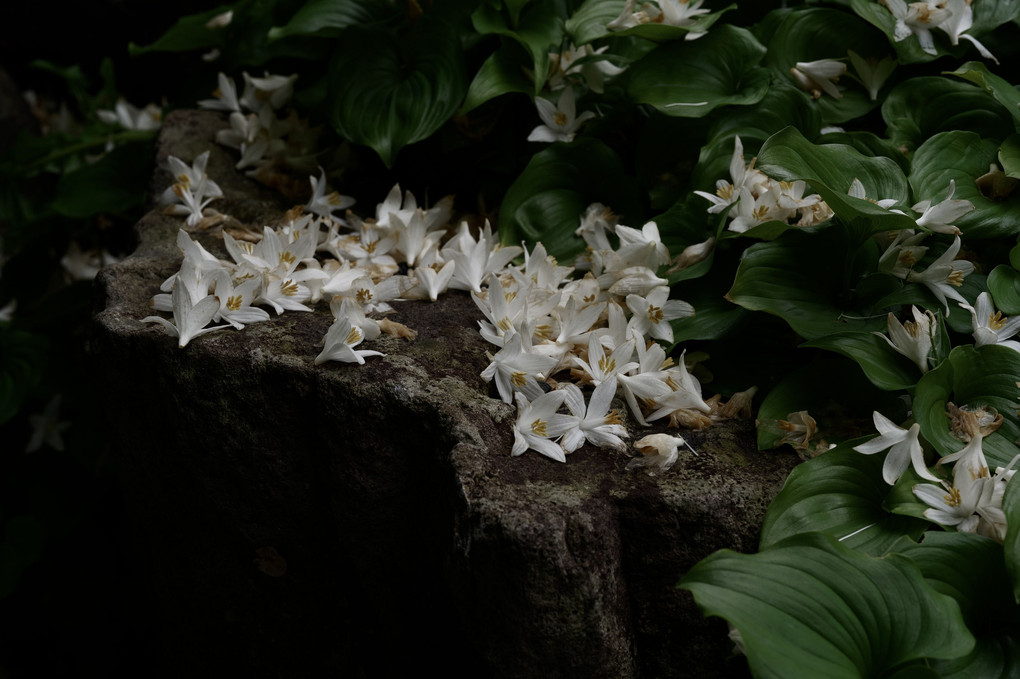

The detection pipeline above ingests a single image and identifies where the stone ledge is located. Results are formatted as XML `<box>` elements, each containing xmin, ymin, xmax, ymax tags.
<box><xmin>91</xmin><ymin>110</ymin><xmax>799</xmax><ymax>677</ymax></box>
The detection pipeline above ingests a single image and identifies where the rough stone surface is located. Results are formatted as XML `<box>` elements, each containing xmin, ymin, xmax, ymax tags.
<box><xmin>92</xmin><ymin>110</ymin><xmax>801</xmax><ymax>678</ymax></box>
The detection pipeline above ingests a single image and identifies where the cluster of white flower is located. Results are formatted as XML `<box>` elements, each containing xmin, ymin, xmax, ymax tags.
<box><xmin>857</xmin><ymin>407</ymin><xmax>1018</xmax><ymax>543</ymax></box>
<box><xmin>694</xmin><ymin>136</ymin><xmax>833</xmax><ymax>232</ymax></box>
<box><xmin>473</xmin><ymin>203</ymin><xmax>755</xmax><ymax>467</ymax></box>
<box><xmin>198</xmin><ymin>71</ymin><xmax>320</xmax><ymax>181</ymax></box>
<box><xmin>881</xmin><ymin>0</ymin><xmax>997</xmax><ymax>62</ymax></box>
<box><xmin>159</xmin><ymin>150</ymin><xmax>225</xmax><ymax>227</ymax></box>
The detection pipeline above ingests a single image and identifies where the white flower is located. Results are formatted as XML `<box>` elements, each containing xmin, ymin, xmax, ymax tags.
<box><xmin>904</xmin><ymin>236</ymin><xmax>974</xmax><ymax>312</ymax></box>
<box><xmin>315</xmin><ymin>317</ymin><xmax>384</xmax><ymax>365</ymax></box>
<box><xmin>959</xmin><ymin>292</ymin><xmax>1020</xmax><ymax>352</ymax></box>
<box><xmin>142</xmin><ymin>280</ymin><xmax>226</xmax><ymax>348</ymax></box>
<box><xmin>625</xmin><ymin>286</ymin><xmax>695</xmax><ymax>343</ymax></box>
<box><xmin>96</xmin><ymin>99</ymin><xmax>162</xmax><ymax>131</ymax></box>
<box><xmin>306</xmin><ymin>167</ymin><xmax>355</xmax><ymax>219</ymax></box>
<box><xmin>853</xmin><ymin>411</ymin><xmax>938</xmax><ymax>484</ymax></box>
<box><xmin>512</xmin><ymin>391</ymin><xmax>572</xmax><ymax>462</ymax></box>
<box><xmin>481</xmin><ymin>332</ymin><xmax>557</xmax><ymax>404</ymax></box>
<box><xmin>198</xmin><ymin>73</ymin><xmax>241</xmax><ymax>112</ymax></box>
<box><xmin>560</xmin><ymin>381</ymin><xmax>630</xmax><ymax>453</ymax></box>
<box><xmin>26</xmin><ymin>395</ymin><xmax>70</xmax><ymax>453</ymax></box>
<box><xmin>626</xmin><ymin>433</ymin><xmax>697</xmax><ymax>476</ymax></box>
<box><xmin>938</xmin><ymin>0</ymin><xmax>998</xmax><ymax>64</ymax></box>
<box><xmin>548</xmin><ymin>44</ymin><xmax>625</xmax><ymax>94</ymax></box>
<box><xmin>211</xmin><ymin>271</ymin><xmax>270</xmax><ymax>329</ymax></box>
<box><xmin>790</xmin><ymin>59</ymin><xmax>846</xmax><ymax>100</ymax></box>
<box><xmin>527</xmin><ymin>86</ymin><xmax>595</xmax><ymax>143</ymax></box>
<box><xmin>911</xmin><ymin>180</ymin><xmax>974</xmax><ymax>235</ymax></box>
<box><xmin>877</xmin><ymin>306</ymin><xmax>935</xmax><ymax>373</ymax></box>
<box><xmin>882</xmin><ymin>0</ymin><xmax>952</xmax><ymax>56</ymax></box>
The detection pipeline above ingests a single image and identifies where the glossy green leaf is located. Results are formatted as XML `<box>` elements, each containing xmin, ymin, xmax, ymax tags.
<box><xmin>947</xmin><ymin>62</ymin><xmax>1020</xmax><ymax>127</ymax></box>
<box><xmin>498</xmin><ymin>139</ymin><xmax>639</xmax><ymax>261</ymax></box>
<box><xmin>761</xmin><ymin>444</ymin><xmax>929</xmax><ymax>554</ymax></box>
<box><xmin>803</xmin><ymin>331</ymin><xmax>921</xmax><ymax>391</ymax></box>
<box><xmin>816</xmin><ymin>130</ymin><xmax>911</xmax><ymax>175</ymax></box>
<box><xmin>328</xmin><ymin>19</ymin><xmax>468</xmax><ymax>167</ymax></box>
<box><xmin>882</xmin><ymin>76</ymin><xmax>1015</xmax><ymax>151</ymax></box>
<box><xmin>760</xmin><ymin>8</ymin><xmax>886</xmax><ymax>124</ymax></box>
<box><xmin>913</xmin><ymin>344</ymin><xmax>1020</xmax><ymax>469</ymax></box>
<box><xmin>727</xmin><ymin>225</ymin><xmax>890</xmax><ymax>340</ymax></box>
<box><xmin>988</xmin><ymin>265</ymin><xmax>1020</xmax><ymax>315</ymax></box>
<box><xmin>596</xmin><ymin>4</ymin><xmax>735</xmax><ymax>43</ymax></box>
<box><xmin>669</xmin><ymin>289</ymin><xmax>747</xmax><ymax>344</ymax></box>
<box><xmin>565</xmin><ymin>0</ymin><xmax>624</xmax><ymax>45</ymax></box>
<box><xmin>471</xmin><ymin>2</ymin><xmax>565</xmax><ymax>93</ymax></box>
<box><xmin>460</xmin><ymin>42</ymin><xmax>533</xmax><ymax>114</ymax></box>
<box><xmin>624</xmin><ymin>24</ymin><xmax>770</xmax><ymax>118</ymax></box>
<box><xmin>268</xmin><ymin>0</ymin><xmax>389</xmax><ymax>40</ymax></box>
<box><xmin>756</xmin><ymin>127</ymin><xmax>915</xmax><ymax>237</ymax></box>
<box><xmin>910</xmin><ymin>131</ymin><xmax>1020</xmax><ymax>240</ymax></box>
<box><xmin>898</xmin><ymin>531</ymin><xmax>1020</xmax><ymax>679</ymax></box>
<box><xmin>679</xmin><ymin>532</ymin><xmax>975</xmax><ymax>678</ymax></box>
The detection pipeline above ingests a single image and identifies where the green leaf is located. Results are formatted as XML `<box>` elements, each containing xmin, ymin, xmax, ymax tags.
<box><xmin>761</xmin><ymin>444</ymin><xmax>930</xmax><ymax>554</ymax></box>
<box><xmin>565</xmin><ymin>0</ymin><xmax>623</xmax><ymax>45</ymax></box>
<box><xmin>756</xmin><ymin>127</ymin><xmax>915</xmax><ymax>238</ymax></box>
<box><xmin>910</xmin><ymin>131</ymin><xmax>1020</xmax><ymax>240</ymax></box>
<box><xmin>460</xmin><ymin>41</ymin><xmax>534</xmax><ymax>115</ymax></box>
<box><xmin>816</xmin><ymin>130</ymin><xmax>911</xmax><ymax>175</ymax></box>
<box><xmin>882</xmin><ymin>76</ymin><xmax>1016</xmax><ymax>152</ymax></box>
<box><xmin>471</xmin><ymin>2</ymin><xmax>565</xmax><ymax>93</ymax></box>
<box><xmin>268</xmin><ymin>0</ymin><xmax>389</xmax><ymax>40</ymax></box>
<box><xmin>130</xmin><ymin>3</ymin><xmax>236</xmax><ymax>54</ymax></box>
<box><xmin>988</xmin><ymin>265</ymin><xmax>1020</xmax><ymax>315</ymax></box>
<box><xmin>498</xmin><ymin>138</ymin><xmax>639</xmax><ymax>261</ymax></box>
<box><xmin>679</xmin><ymin>532</ymin><xmax>975</xmax><ymax>678</ymax></box>
<box><xmin>947</xmin><ymin>61</ymin><xmax>1020</xmax><ymax>127</ymax></box>
<box><xmin>624</xmin><ymin>24</ymin><xmax>770</xmax><ymax>118</ymax></box>
<box><xmin>803</xmin><ymin>331</ymin><xmax>921</xmax><ymax>391</ymax></box>
<box><xmin>669</xmin><ymin>288</ymin><xmax>748</xmax><ymax>344</ymax></box>
<box><xmin>328</xmin><ymin>19</ymin><xmax>468</xmax><ymax>167</ymax></box>
<box><xmin>897</xmin><ymin>532</ymin><xmax>1020</xmax><ymax>679</ymax></box>
<box><xmin>597</xmin><ymin>4</ymin><xmax>735</xmax><ymax>43</ymax></box>
<box><xmin>760</xmin><ymin>7</ymin><xmax>887</xmax><ymax>124</ymax></box>
<box><xmin>913</xmin><ymin>344</ymin><xmax>1020</xmax><ymax>469</ymax></box>
<box><xmin>727</xmin><ymin>224</ymin><xmax>890</xmax><ymax>340</ymax></box>
<box><xmin>1001</xmin><ymin>133</ymin><xmax>1020</xmax><ymax>179</ymax></box>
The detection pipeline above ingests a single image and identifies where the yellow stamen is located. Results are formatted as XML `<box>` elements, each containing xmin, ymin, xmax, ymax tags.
<box><xmin>598</xmin><ymin>356</ymin><xmax>616</xmax><ymax>374</ymax></box>
<box><xmin>947</xmin><ymin>269</ymin><xmax>966</xmax><ymax>287</ymax></box>
<box><xmin>553</xmin><ymin>112</ymin><xmax>568</xmax><ymax>127</ymax></box>
<box><xmin>531</xmin><ymin>419</ymin><xmax>548</xmax><ymax>436</ymax></box>
<box><xmin>989</xmin><ymin>311</ymin><xmax>1008</xmax><ymax>331</ymax></box>
<box><xmin>604</xmin><ymin>409</ymin><xmax>623</xmax><ymax>425</ymax></box>
<box><xmin>497</xmin><ymin>318</ymin><xmax>513</xmax><ymax>332</ymax></box>
<box><xmin>281</xmin><ymin>280</ymin><xmax>299</xmax><ymax>296</ymax></box>
<box><xmin>346</xmin><ymin>326</ymin><xmax>362</xmax><ymax>344</ymax></box>
<box><xmin>511</xmin><ymin>371</ymin><xmax>527</xmax><ymax>387</ymax></box>
<box><xmin>226</xmin><ymin>295</ymin><xmax>242</xmax><ymax>311</ymax></box>
<box><xmin>279</xmin><ymin>251</ymin><xmax>296</xmax><ymax>266</ymax></box>
<box><xmin>648</xmin><ymin>305</ymin><xmax>664</xmax><ymax>324</ymax></box>
<box><xmin>356</xmin><ymin>288</ymin><xmax>373</xmax><ymax>304</ymax></box>
<box><xmin>944</xmin><ymin>486</ymin><xmax>962</xmax><ymax>507</ymax></box>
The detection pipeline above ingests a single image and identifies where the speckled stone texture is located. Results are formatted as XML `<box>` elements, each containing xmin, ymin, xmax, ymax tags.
<box><xmin>92</xmin><ymin>110</ymin><xmax>800</xmax><ymax>678</ymax></box>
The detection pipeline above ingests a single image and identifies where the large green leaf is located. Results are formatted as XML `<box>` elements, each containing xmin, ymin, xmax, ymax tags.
<box><xmin>328</xmin><ymin>19</ymin><xmax>468</xmax><ymax>167</ymax></box>
<box><xmin>898</xmin><ymin>532</ymin><xmax>1020</xmax><ymax>679</ymax></box>
<box><xmin>565</xmin><ymin>0</ymin><xmax>624</xmax><ymax>45</ymax></box>
<box><xmin>129</xmin><ymin>3</ymin><xmax>236</xmax><ymax>54</ymax></box>
<box><xmin>679</xmin><ymin>532</ymin><xmax>975</xmax><ymax>678</ymax></box>
<box><xmin>594</xmin><ymin>3</ymin><xmax>735</xmax><ymax>43</ymax></box>
<box><xmin>948</xmin><ymin>62</ymin><xmax>1020</xmax><ymax>128</ymax></box>
<box><xmin>988</xmin><ymin>265</ymin><xmax>1020</xmax><ymax>315</ymax></box>
<box><xmin>471</xmin><ymin>1</ymin><xmax>566</xmax><ymax>93</ymax></box>
<box><xmin>760</xmin><ymin>7</ymin><xmax>886</xmax><ymax>124</ymax></box>
<box><xmin>756</xmin><ymin>127</ymin><xmax>915</xmax><ymax>238</ymax></box>
<box><xmin>268</xmin><ymin>0</ymin><xmax>389</xmax><ymax>40</ymax></box>
<box><xmin>727</xmin><ymin>224</ymin><xmax>891</xmax><ymax>340</ymax></box>
<box><xmin>1001</xmin><ymin>133</ymin><xmax>1020</xmax><ymax>178</ymax></box>
<box><xmin>1004</xmin><ymin>476</ymin><xmax>1020</xmax><ymax>602</ymax></box>
<box><xmin>761</xmin><ymin>444</ymin><xmax>929</xmax><ymax>554</ymax></box>
<box><xmin>882</xmin><ymin>76</ymin><xmax>1016</xmax><ymax>151</ymax></box>
<box><xmin>804</xmin><ymin>331</ymin><xmax>921</xmax><ymax>392</ymax></box>
<box><xmin>816</xmin><ymin>130</ymin><xmax>911</xmax><ymax>175</ymax></box>
<box><xmin>460</xmin><ymin>41</ymin><xmax>533</xmax><ymax>115</ymax></box>
<box><xmin>910</xmin><ymin>131</ymin><xmax>1020</xmax><ymax>240</ymax></box>
<box><xmin>624</xmin><ymin>24</ymin><xmax>770</xmax><ymax>118</ymax></box>
<box><xmin>498</xmin><ymin>138</ymin><xmax>639</xmax><ymax>261</ymax></box>
<box><xmin>913</xmin><ymin>344</ymin><xmax>1020</xmax><ymax>469</ymax></box>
